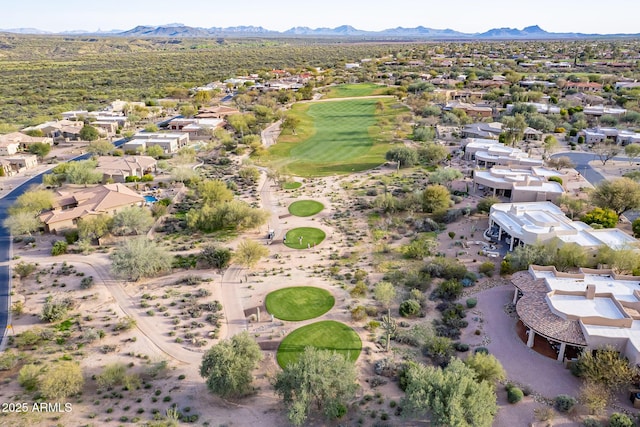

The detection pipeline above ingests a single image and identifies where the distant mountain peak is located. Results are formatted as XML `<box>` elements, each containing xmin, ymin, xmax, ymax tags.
<box><xmin>0</xmin><ymin>23</ymin><xmax>636</xmax><ymax>39</ymax></box>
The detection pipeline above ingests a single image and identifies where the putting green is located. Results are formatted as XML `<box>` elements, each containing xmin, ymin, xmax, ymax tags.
<box><xmin>282</xmin><ymin>181</ymin><xmax>302</xmax><ymax>190</ymax></box>
<box><xmin>284</xmin><ymin>227</ymin><xmax>326</xmax><ymax>249</ymax></box>
<box><xmin>288</xmin><ymin>200</ymin><xmax>324</xmax><ymax>217</ymax></box>
<box><xmin>266</xmin><ymin>286</ymin><xmax>334</xmax><ymax>321</ymax></box>
<box><xmin>276</xmin><ymin>320</ymin><xmax>362</xmax><ymax>367</ymax></box>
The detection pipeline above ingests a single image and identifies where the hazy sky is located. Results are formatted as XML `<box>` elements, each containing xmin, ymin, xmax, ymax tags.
<box><xmin>2</xmin><ymin>0</ymin><xmax>638</xmax><ymax>34</ymax></box>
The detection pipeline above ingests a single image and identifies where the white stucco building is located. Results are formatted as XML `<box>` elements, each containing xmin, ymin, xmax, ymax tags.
<box><xmin>487</xmin><ymin>201</ymin><xmax>637</xmax><ymax>251</ymax></box>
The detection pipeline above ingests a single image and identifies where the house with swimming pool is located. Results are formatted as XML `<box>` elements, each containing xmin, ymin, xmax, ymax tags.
<box><xmin>39</xmin><ymin>184</ymin><xmax>145</xmax><ymax>233</ymax></box>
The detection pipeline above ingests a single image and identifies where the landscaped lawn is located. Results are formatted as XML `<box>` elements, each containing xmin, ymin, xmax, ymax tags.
<box><xmin>263</xmin><ymin>97</ymin><xmax>408</xmax><ymax>176</ymax></box>
<box><xmin>276</xmin><ymin>320</ymin><xmax>362</xmax><ymax>367</ymax></box>
<box><xmin>288</xmin><ymin>200</ymin><xmax>324</xmax><ymax>217</ymax></box>
<box><xmin>265</xmin><ymin>286</ymin><xmax>334</xmax><ymax>321</ymax></box>
<box><xmin>324</xmin><ymin>83</ymin><xmax>388</xmax><ymax>98</ymax></box>
<box><xmin>284</xmin><ymin>227</ymin><xmax>326</xmax><ymax>249</ymax></box>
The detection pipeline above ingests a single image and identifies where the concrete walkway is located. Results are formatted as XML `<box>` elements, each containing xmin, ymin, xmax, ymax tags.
<box><xmin>476</xmin><ymin>285</ymin><xmax>582</xmax><ymax>398</ymax></box>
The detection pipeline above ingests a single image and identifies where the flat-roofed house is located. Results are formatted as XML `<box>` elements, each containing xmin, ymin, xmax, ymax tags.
<box><xmin>487</xmin><ymin>201</ymin><xmax>638</xmax><ymax>251</ymax></box>
<box><xmin>512</xmin><ymin>266</ymin><xmax>640</xmax><ymax>364</ymax></box>
<box><xmin>39</xmin><ymin>184</ymin><xmax>144</xmax><ymax>233</ymax></box>
<box><xmin>473</xmin><ymin>166</ymin><xmax>565</xmax><ymax>202</ymax></box>
<box><xmin>463</xmin><ymin>139</ymin><xmax>544</xmax><ymax>167</ymax></box>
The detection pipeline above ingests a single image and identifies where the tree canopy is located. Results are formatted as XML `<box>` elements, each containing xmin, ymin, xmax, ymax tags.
<box><xmin>590</xmin><ymin>177</ymin><xmax>640</xmax><ymax>215</ymax></box>
<box><xmin>273</xmin><ymin>347</ymin><xmax>358</xmax><ymax>426</ymax></box>
<box><xmin>199</xmin><ymin>331</ymin><xmax>262</xmax><ymax>399</ymax></box>
<box><xmin>110</xmin><ymin>237</ymin><xmax>172</xmax><ymax>281</ymax></box>
<box><xmin>402</xmin><ymin>358</ymin><xmax>497</xmax><ymax>427</ymax></box>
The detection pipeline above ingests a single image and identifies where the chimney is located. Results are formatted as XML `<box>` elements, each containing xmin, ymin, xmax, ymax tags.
<box><xmin>586</xmin><ymin>284</ymin><xmax>596</xmax><ymax>300</ymax></box>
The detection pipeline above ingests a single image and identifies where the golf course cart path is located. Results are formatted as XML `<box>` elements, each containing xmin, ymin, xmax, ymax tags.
<box><xmin>219</xmin><ymin>265</ymin><xmax>249</xmax><ymax>339</ymax></box>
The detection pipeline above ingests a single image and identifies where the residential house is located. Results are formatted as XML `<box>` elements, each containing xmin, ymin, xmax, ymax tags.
<box><xmin>583</xmin><ymin>105</ymin><xmax>627</xmax><ymax>117</ymax></box>
<box><xmin>472</xmin><ymin>166</ymin><xmax>565</xmax><ymax>202</ymax></box>
<box><xmin>22</xmin><ymin>120</ymin><xmax>83</xmax><ymax>140</ymax></box>
<box><xmin>462</xmin><ymin>123</ymin><xmax>503</xmax><ymax>139</ymax></box>
<box><xmin>565</xmin><ymin>81</ymin><xmax>603</xmax><ymax>92</ymax></box>
<box><xmin>512</xmin><ymin>266</ymin><xmax>640</xmax><ymax>364</ymax></box>
<box><xmin>487</xmin><ymin>201</ymin><xmax>637</xmax><ymax>251</ymax></box>
<box><xmin>96</xmin><ymin>156</ymin><xmax>157</xmax><ymax>183</ymax></box>
<box><xmin>506</xmin><ymin>103</ymin><xmax>561</xmax><ymax>115</ymax></box>
<box><xmin>462</xmin><ymin>122</ymin><xmax>541</xmax><ymax>141</ymax></box>
<box><xmin>444</xmin><ymin>101</ymin><xmax>493</xmax><ymax>119</ymax></box>
<box><xmin>0</xmin><ymin>132</ymin><xmax>53</xmax><ymax>155</ymax></box>
<box><xmin>195</xmin><ymin>106</ymin><xmax>240</xmax><ymax>119</ymax></box>
<box><xmin>0</xmin><ymin>155</ymin><xmax>38</xmax><ymax>176</ymax></box>
<box><xmin>39</xmin><ymin>183</ymin><xmax>144</xmax><ymax>233</ymax></box>
<box><xmin>130</xmin><ymin>132</ymin><xmax>189</xmax><ymax>153</ymax></box>
<box><xmin>579</xmin><ymin>127</ymin><xmax>640</xmax><ymax>146</ymax></box>
<box><xmin>463</xmin><ymin>138</ymin><xmax>544</xmax><ymax>168</ymax></box>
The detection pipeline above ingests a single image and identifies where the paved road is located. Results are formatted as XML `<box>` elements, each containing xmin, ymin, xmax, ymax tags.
<box><xmin>551</xmin><ymin>151</ymin><xmax>628</xmax><ymax>186</ymax></box>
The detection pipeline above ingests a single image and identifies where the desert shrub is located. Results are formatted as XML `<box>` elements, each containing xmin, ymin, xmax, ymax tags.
<box><xmin>583</xmin><ymin>418</ymin><xmax>603</xmax><ymax>427</ymax></box>
<box><xmin>478</xmin><ymin>262</ymin><xmax>495</xmax><ymax>277</ymax></box>
<box><xmin>351</xmin><ymin>306</ymin><xmax>367</xmax><ymax>321</ymax></box>
<box><xmin>507</xmin><ymin>387</ymin><xmax>524</xmax><ymax>404</ymax></box>
<box><xmin>466</xmin><ymin>298</ymin><xmax>477</xmax><ymax>308</ymax></box>
<box><xmin>51</xmin><ymin>240</ymin><xmax>68</xmax><ymax>256</ymax></box>
<box><xmin>64</xmin><ymin>230</ymin><xmax>80</xmax><ymax>244</ymax></box>
<box><xmin>350</xmin><ymin>281</ymin><xmax>368</xmax><ymax>298</ymax></box>
<box><xmin>40</xmin><ymin>296</ymin><xmax>72</xmax><ymax>322</ymax></box>
<box><xmin>454</xmin><ymin>342</ymin><xmax>469</xmax><ymax>352</ymax></box>
<box><xmin>399</xmin><ymin>299</ymin><xmax>421</xmax><ymax>317</ymax></box>
<box><xmin>474</xmin><ymin>347</ymin><xmax>489</xmax><ymax>355</ymax></box>
<box><xmin>554</xmin><ymin>394</ymin><xmax>577</xmax><ymax>413</ymax></box>
<box><xmin>14</xmin><ymin>262</ymin><xmax>37</xmax><ymax>279</ymax></box>
<box><xmin>609</xmin><ymin>413</ymin><xmax>634</xmax><ymax>427</ymax></box>
<box><xmin>0</xmin><ymin>351</ymin><xmax>19</xmax><ymax>370</ymax></box>
<box><xmin>114</xmin><ymin>316</ymin><xmax>137</xmax><ymax>331</ymax></box>
<box><xmin>18</xmin><ymin>364</ymin><xmax>42</xmax><ymax>391</ymax></box>
<box><xmin>477</xmin><ymin>197</ymin><xmax>500</xmax><ymax>213</ymax></box>
<box><xmin>549</xmin><ymin>176</ymin><xmax>563</xmax><ymax>185</ymax></box>
<box><xmin>422</xmin><ymin>258</ymin><xmax>468</xmax><ymax>280</ymax></box>
<box><xmin>431</xmin><ymin>279</ymin><xmax>463</xmax><ymax>301</ymax></box>
<box><xmin>80</xmin><ymin>276</ymin><xmax>94</xmax><ymax>289</ymax></box>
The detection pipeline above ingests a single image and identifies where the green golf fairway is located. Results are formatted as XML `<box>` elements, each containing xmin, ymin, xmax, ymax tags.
<box><xmin>277</xmin><ymin>320</ymin><xmax>362</xmax><ymax>367</ymax></box>
<box><xmin>266</xmin><ymin>286</ymin><xmax>334</xmax><ymax>321</ymax></box>
<box><xmin>265</xmin><ymin>96</ymin><xmax>407</xmax><ymax>176</ymax></box>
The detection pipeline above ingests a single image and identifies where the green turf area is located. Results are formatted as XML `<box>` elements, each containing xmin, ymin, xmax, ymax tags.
<box><xmin>276</xmin><ymin>320</ymin><xmax>362</xmax><ymax>367</ymax></box>
<box><xmin>288</xmin><ymin>200</ymin><xmax>324</xmax><ymax>217</ymax></box>
<box><xmin>282</xmin><ymin>181</ymin><xmax>302</xmax><ymax>190</ymax></box>
<box><xmin>324</xmin><ymin>83</ymin><xmax>388</xmax><ymax>98</ymax></box>
<box><xmin>284</xmin><ymin>227</ymin><xmax>326</xmax><ymax>249</ymax></box>
<box><xmin>266</xmin><ymin>286</ymin><xmax>335</xmax><ymax>321</ymax></box>
<box><xmin>263</xmin><ymin>97</ymin><xmax>408</xmax><ymax>176</ymax></box>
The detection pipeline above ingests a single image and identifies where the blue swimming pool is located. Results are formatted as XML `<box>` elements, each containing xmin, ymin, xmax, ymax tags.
<box><xmin>144</xmin><ymin>195</ymin><xmax>158</xmax><ymax>203</ymax></box>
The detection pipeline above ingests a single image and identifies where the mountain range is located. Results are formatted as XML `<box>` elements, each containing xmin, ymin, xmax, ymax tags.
<box><xmin>2</xmin><ymin>24</ymin><xmax>638</xmax><ymax>39</ymax></box>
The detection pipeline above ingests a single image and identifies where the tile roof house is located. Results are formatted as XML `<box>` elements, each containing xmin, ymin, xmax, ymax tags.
<box><xmin>0</xmin><ymin>132</ymin><xmax>53</xmax><ymax>155</ymax></box>
<box><xmin>96</xmin><ymin>156</ymin><xmax>157</xmax><ymax>183</ymax></box>
<box><xmin>39</xmin><ymin>184</ymin><xmax>144</xmax><ymax>233</ymax></box>
<box><xmin>0</xmin><ymin>155</ymin><xmax>38</xmax><ymax>176</ymax></box>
